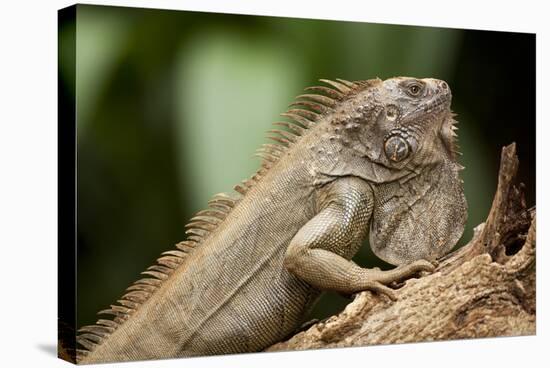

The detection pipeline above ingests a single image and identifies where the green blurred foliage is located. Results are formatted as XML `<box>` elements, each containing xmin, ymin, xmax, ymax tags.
<box><xmin>62</xmin><ymin>5</ymin><xmax>535</xmax><ymax>327</ymax></box>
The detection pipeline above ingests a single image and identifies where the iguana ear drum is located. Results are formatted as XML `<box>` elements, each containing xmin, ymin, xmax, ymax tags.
<box><xmin>384</xmin><ymin>135</ymin><xmax>410</xmax><ymax>162</ymax></box>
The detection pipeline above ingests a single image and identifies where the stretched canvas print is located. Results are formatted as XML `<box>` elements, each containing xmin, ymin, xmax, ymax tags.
<box><xmin>58</xmin><ymin>4</ymin><xmax>536</xmax><ymax>364</ymax></box>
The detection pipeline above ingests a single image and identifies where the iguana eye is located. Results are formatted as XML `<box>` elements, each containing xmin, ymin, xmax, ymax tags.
<box><xmin>384</xmin><ymin>135</ymin><xmax>410</xmax><ymax>162</ymax></box>
<box><xmin>407</xmin><ymin>83</ymin><xmax>422</xmax><ymax>97</ymax></box>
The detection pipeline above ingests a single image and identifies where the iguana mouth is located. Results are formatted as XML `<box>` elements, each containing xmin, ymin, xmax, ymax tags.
<box><xmin>424</xmin><ymin>94</ymin><xmax>450</xmax><ymax>112</ymax></box>
<box><xmin>406</xmin><ymin>94</ymin><xmax>451</xmax><ymax>121</ymax></box>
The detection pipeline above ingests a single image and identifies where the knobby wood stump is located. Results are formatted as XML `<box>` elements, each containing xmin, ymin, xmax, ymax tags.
<box><xmin>268</xmin><ymin>143</ymin><xmax>535</xmax><ymax>351</ymax></box>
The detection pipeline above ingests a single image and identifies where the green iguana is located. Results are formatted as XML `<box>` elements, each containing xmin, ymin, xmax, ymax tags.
<box><xmin>76</xmin><ymin>77</ymin><xmax>467</xmax><ymax>364</ymax></box>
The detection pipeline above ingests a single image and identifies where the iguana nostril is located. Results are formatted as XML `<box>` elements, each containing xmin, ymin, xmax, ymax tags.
<box><xmin>440</xmin><ymin>81</ymin><xmax>448</xmax><ymax>90</ymax></box>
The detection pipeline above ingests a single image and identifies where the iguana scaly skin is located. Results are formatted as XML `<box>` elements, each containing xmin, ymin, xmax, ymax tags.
<box><xmin>76</xmin><ymin>77</ymin><xmax>467</xmax><ymax>363</ymax></box>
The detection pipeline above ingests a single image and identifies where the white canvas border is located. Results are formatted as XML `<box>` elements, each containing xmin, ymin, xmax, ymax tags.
<box><xmin>0</xmin><ymin>1</ymin><xmax>545</xmax><ymax>367</ymax></box>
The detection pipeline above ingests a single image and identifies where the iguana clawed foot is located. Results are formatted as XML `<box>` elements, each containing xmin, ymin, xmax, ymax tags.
<box><xmin>360</xmin><ymin>259</ymin><xmax>435</xmax><ymax>301</ymax></box>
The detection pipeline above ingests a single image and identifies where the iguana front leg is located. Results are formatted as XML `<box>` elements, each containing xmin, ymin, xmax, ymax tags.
<box><xmin>283</xmin><ymin>176</ymin><xmax>434</xmax><ymax>300</ymax></box>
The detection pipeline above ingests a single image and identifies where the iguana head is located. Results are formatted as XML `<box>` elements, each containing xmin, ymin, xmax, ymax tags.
<box><xmin>314</xmin><ymin>77</ymin><xmax>466</xmax><ymax>265</ymax></box>
<box><xmin>377</xmin><ymin>77</ymin><xmax>459</xmax><ymax>167</ymax></box>
<box><xmin>340</xmin><ymin>77</ymin><xmax>459</xmax><ymax>171</ymax></box>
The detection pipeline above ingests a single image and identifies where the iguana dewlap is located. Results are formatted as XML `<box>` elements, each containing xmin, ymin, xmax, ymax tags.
<box><xmin>76</xmin><ymin>77</ymin><xmax>467</xmax><ymax>363</ymax></box>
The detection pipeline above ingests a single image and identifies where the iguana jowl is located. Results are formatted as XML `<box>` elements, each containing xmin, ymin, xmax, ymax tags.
<box><xmin>76</xmin><ymin>77</ymin><xmax>467</xmax><ymax>363</ymax></box>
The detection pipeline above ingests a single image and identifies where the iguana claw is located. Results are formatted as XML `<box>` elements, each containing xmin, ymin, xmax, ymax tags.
<box><xmin>363</xmin><ymin>259</ymin><xmax>435</xmax><ymax>301</ymax></box>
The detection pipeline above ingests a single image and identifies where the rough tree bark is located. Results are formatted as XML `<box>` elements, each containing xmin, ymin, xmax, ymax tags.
<box><xmin>268</xmin><ymin>143</ymin><xmax>535</xmax><ymax>352</ymax></box>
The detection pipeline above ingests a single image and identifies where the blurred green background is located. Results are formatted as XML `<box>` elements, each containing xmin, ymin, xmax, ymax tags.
<box><xmin>58</xmin><ymin>5</ymin><xmax>535</xmax><ymax>328</ymax></box>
